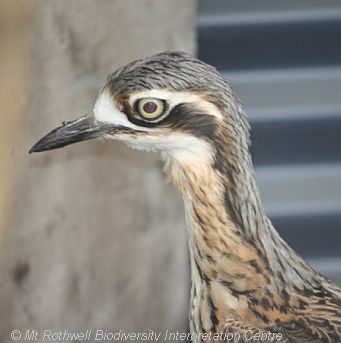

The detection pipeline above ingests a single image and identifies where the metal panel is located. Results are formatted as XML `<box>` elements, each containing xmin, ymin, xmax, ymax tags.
<box><xmin>199</xmin><ymin>19</ymin><xmax>341</xmax><ymax>71</ymax></box>
<box><xmin>198</xmin><ymin>0</ymin><xmax>341</xmax><ymax>282</ymax></box>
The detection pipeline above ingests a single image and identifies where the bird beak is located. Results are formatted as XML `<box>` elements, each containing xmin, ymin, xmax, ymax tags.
<box><xmin>29</xmin><ymin>112</ymin><xmax>112</xmax><ymax>153</ymax></box>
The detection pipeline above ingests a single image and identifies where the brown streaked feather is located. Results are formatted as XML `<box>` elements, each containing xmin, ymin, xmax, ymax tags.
<box><xmin>102</xmin><ymin>52</ymin><xmax>341</xmax><ymax>342</ymax></box>
<box><xmin>159</xmin><ymin>80</ymin><xmax>341</xmax><ymax>342</ymax></box>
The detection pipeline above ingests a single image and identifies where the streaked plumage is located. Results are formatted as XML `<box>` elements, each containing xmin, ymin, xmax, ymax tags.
<box><xmin>30</xmin><ymin>51</ymin><xmax>341</xmax><ymax>342</ymax></box>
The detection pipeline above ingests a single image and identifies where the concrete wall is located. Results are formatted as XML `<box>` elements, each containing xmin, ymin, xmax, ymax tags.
<box><xmin>0</xmin><ymin>0</ymin><xmax>196</xmax><ymax>340</ymax></box>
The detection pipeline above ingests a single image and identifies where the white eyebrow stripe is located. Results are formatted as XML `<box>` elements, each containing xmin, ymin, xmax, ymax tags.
<box><xmin>93</xmin><ymin>90</ymin><xmax>155</xmax><ymax>132</ymax></box>
<box><xmin>93</xmin><ymin>89</ymin><xmax>224</xmax><ymax>131</ymax></box>
<box><xmin>129</xmin><ymin>89</ymin><xmax>224</xmax><ymax>121</ymax></box>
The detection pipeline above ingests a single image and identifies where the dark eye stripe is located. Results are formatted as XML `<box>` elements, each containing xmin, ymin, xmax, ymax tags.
<box><xmin>126</xmin><ymin>103</ymin><xmax>217</xmax><ymax>140</ymax></box>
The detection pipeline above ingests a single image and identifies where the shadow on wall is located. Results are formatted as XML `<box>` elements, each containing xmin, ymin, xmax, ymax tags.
<box><xmin>0</xmin><ymin>0</ymin><xmax>195</xmax><ymax>340</ymax></box>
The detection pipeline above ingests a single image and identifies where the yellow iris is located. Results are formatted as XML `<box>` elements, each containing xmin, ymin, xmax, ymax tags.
<box><xmin>137</xmin><ymin>98</ymin><xmax>164</xmax><ymax>119</ymax></box>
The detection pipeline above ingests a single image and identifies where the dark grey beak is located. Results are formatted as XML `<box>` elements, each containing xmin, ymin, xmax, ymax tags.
<box><xmin>29</xmin><ymin>112</ymin><xmax>111</xmax><ymax>153</ymax></box>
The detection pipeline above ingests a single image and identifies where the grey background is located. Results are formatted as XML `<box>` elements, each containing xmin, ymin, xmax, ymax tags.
<box><xmin>198</xmin><ymin>0</ymin><xmax>341</xmax><ymax>282</ymax></box>
<box><xmin>0</xmin><ymin>0</ymin><xmax>195</xmax><ymax>340</ymax></box>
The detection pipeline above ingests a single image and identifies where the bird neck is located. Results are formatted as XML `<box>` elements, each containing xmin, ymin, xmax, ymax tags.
<box><xmin>163</xmin><ymin>117</ymin><xmax>317</xmax><ymax>301</ymax></box>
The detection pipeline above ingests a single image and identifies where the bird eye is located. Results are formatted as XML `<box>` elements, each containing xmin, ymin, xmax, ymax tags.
<box><xmin>136</xmin><ymin>98</ymin><xmax>165</xmax><ymax>120</ymax></box>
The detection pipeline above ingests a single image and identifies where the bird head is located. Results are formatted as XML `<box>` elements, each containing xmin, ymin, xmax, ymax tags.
<box><xmin>30</xmin><ymin>51</ymin><xmax>249</xmax><ymax>170</ymax></box>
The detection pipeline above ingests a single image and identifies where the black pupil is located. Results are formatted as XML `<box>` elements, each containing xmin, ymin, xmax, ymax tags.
<box><xmin>143</xmin><ymin>102</ymin><xmax>157</xmax><ymax>113</ymax></box>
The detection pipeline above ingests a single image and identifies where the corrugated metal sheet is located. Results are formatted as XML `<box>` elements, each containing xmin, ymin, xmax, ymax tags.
<box><xmin>198</xmin><ymin>0</ymin><xmax>341</xmax><ymax>282</ymax></box>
